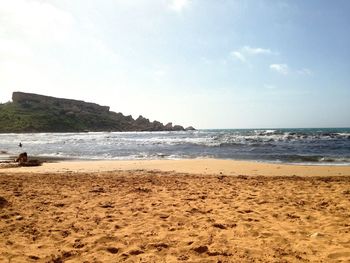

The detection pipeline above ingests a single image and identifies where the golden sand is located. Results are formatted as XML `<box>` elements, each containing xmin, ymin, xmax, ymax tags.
<box><xmin>1</xmin><ymin>159</ymin><xmax>350</xmax><ymax>262</ymax></box>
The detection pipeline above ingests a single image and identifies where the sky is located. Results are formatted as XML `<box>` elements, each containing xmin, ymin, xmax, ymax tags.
<box><xmin>0</xmin><ymin>0</ymin><xmax>349</xmax><ymax>129</ymax></box>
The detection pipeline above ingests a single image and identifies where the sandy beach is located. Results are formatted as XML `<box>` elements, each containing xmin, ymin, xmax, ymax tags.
<box><xmin>1</xmin><ymin>159</ymin><xmax>350</xmax><ymax>262</ymax></box>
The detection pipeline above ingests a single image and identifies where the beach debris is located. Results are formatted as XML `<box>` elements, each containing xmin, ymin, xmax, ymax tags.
<box><xmin>0</xmin><ymin>196</ymin><xmax>8</xmax><ymax>208</ymax></box>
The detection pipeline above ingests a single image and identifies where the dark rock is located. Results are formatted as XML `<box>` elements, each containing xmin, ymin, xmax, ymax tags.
<box><xmin>165</xmin><ymin>122</ymin><xmax>173</xmax><ymax>130</ymax></box>
<box><xmin>173</xmin><ymin>125</ymin><xmax>185</xmax><ymax>131</ymax></box>
<box><xmin>185</xmin><ymin>126</ymin><xmax>196</xmax><ymax>131</ymax></box>
<box><xmin>135</xmin><ymin>115</ymin><xmax>150</xmax><ymax>125</ymax></box>
<box><xmin>151</xmin><ymin>121</ymin><xmax>164</xmax><ymax>130</ymax></box>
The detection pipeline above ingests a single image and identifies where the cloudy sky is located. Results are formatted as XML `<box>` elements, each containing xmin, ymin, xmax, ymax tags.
<box><xmin>0</xmin><ymin>0</ymin><xmax>349</xmax><ymax>128</ymax></box>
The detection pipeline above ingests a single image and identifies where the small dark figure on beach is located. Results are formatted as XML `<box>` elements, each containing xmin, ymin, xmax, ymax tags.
<box><xmin>18</xmin><ymin>142</ymin><xmax>22</xmax><ymax>148</ymax></box>
<box><xmin>15</xmin><ymin>152</ymin><xmax>28</xmax><ymax>164</ymax></box>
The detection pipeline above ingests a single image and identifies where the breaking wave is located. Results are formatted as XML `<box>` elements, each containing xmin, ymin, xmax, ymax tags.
<box><xmin>0</xmin><ymin>128</ymin><xmax>349</xmax><ymax>165</ymax></box>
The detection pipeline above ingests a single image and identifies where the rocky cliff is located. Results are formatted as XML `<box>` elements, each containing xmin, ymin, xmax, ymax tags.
<box><xmin>0</xmin><ymin>92</ymin><xmax>195</xmax><ymax>133</ymax></box>
<box><xmin>12</xmin><ymin>92</ymin><xmax>110</xmax><ymax>113</ymax></box>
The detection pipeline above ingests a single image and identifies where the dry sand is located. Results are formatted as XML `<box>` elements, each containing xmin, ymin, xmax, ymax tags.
<box><xmin>1</xmin><ymin>159</ymin><xmax>350</xmax><ymax>262</ymax></box>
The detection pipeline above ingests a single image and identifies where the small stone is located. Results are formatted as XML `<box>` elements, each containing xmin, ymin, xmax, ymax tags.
<box><xmin>15</xmin><ymin>215</ymin><xmax>23</xmax><ymax>220</ymax></box>
<box><xmin>310</xmin><ymin>232</ymin><xmax>324</xmax><ymax>238</ymax></box>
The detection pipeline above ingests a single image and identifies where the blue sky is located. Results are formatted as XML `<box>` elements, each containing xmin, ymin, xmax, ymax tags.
<box><xmin>0</xmin><ymin>0</ymin><xmax>349</xmax><ymax>128</ymax></box>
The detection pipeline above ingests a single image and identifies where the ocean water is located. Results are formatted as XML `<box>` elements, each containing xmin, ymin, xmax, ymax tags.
<box><xmin>0</xmin><ymin>128</ymin><xmax>349</xmax><ymax>165</ymax></box>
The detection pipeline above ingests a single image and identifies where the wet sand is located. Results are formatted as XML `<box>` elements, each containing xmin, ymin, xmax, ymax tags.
<box><xmin>1</xmin><ymin>160</ymin><xmax>350</xmax><ymax>262</ymax></box>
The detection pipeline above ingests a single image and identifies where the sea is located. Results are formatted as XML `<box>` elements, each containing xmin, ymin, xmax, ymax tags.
<box><xmin>0</xmin><ymin>128</ymin><xmax>349</xmax><ymax>165</ymax></box>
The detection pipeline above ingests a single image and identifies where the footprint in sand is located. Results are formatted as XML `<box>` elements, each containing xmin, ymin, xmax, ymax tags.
<box><xmin>106</xmin><ymin>247</ymin><xmax>119</xmax><ymax>254</ymax></box>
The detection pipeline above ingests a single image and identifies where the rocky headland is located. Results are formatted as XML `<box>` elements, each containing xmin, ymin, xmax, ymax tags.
<box><xmin>0</xmin><ymin>92</ymin><xmax>195</xmax><ymax>133</ymax></box>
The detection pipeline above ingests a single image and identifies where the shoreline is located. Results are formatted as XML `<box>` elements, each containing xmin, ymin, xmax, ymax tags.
<box><xmin>1</xmin><ymin>158</ymin><xmax>350</xmax><ymax>177</ymax></box>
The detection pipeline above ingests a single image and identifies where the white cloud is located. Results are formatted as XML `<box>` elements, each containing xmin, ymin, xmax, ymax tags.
<box><xmin>242</xmin><ymin>46</ymin><xmax>272</xmax><ymax>55</ymax></box>
<box><xmin>270</xmin><ymin>64</ymin><xmax>289</xmax><ymax>75</ymax></box>
<box><xmin>230</xmin><ymin>51</ymin><xmax>246</xmax><ymax>63</ymax></box>
<box><xmin>169</xmin><ymin>0</ymin><xmax>191</xmax><ymax>12</ymax></box>
<box><xmin>231</xmin><ymin>45</ymin><xmax>272</xmax><ymax>63</ymax></box>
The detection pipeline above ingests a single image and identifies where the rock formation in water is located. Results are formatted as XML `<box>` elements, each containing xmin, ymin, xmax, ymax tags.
<box><xmin>0</xmin><ymin>92</ymin><xmax>195</xmax><ymax>133</ymax></box>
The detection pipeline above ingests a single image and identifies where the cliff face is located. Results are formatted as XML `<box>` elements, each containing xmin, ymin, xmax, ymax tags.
<box><xmin>0</xmin><ymin>92</ymin><xmax>194</xmax><ymax>133</ymax></box>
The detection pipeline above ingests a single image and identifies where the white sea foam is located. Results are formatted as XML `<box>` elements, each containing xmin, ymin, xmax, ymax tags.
<box><xmin>0</xmin><ymin>129</ymin><xmax>349</xmax><ymax>164</ymax></box>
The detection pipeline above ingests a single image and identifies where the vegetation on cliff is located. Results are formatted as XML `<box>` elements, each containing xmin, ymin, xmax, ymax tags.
<box><xmin>0</xmin><ymin>92</ymin><xmax>194</xmax><ymax>133</ymax></box>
